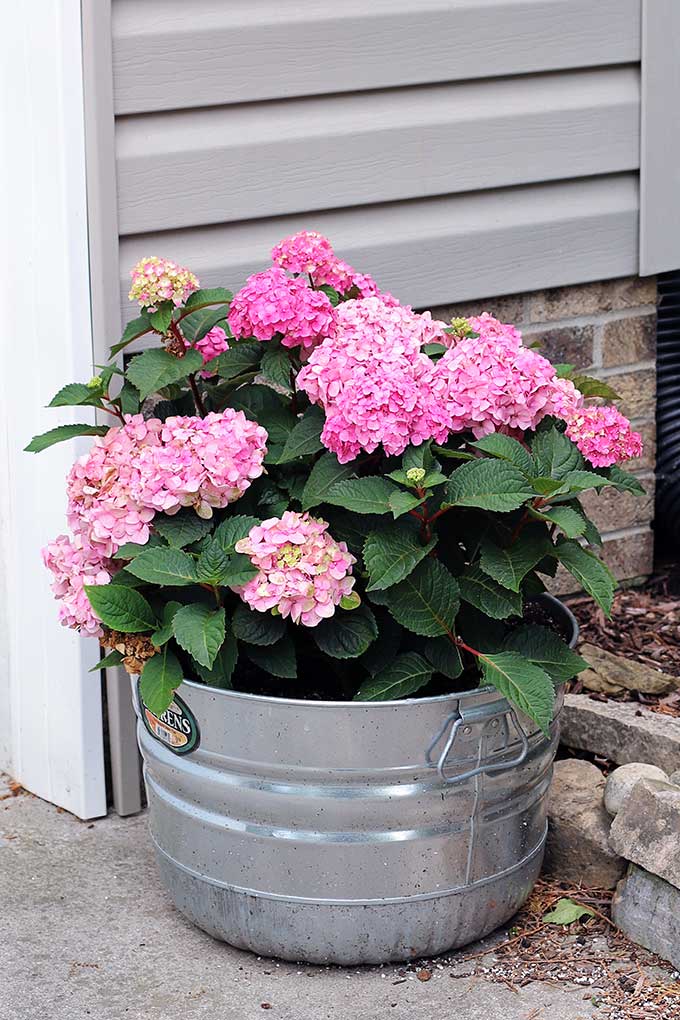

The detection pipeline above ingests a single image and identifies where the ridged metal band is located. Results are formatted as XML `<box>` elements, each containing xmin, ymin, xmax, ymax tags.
<box><xmin>150</xmin><ymin>823</ymin><xmax>548</xmax><ymax>907</ymax></box>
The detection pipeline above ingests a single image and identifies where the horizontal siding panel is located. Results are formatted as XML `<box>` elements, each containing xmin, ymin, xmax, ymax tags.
<box><xmin>116</xmin><ymin>67</ymin><xmax>640</xmax><ymax>235</ymax></box>
<box><xmin>112</xmin><ymin>0</ymin><xmax>642</xmax><ymax>113</ymax></box>
<box><xmin>118</xmin><ymin>175</ymin><xmax>639</xmax><ymax>328</ymax></box>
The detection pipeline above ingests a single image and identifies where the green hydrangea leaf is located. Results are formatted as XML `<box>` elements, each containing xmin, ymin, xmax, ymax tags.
<box><xmin>459</xmin><ymin>566</ymin><xmax>523</xmax><ymax>619</ymax></box>
<box><xmin>84</xmin><ymin>584</ymin><xmax>157</xmax><ymax>634</ymax></box>
<box><xmin>354</xmin><ymin>652</ymin><xmax>432</xmax><ymax>701</ymax></box>
<box><xmin>504</xmin><ymin>624</ymin><xmax>587</xmax><ymax>682</ymax></box>
<box><xmin>126</xmin><ymin>348</ymin><xmax>204</xmax><ymax>401</ymax></box>
<box><xmin>244</xmin><ymin>634</ymin><xmax>297</xmax><ymax>679</ymax></box>
<box><xmin>300</xmin><ymin>453</ymin><xmax>355</xmax><ymax>510</ymax></box>
<box><xmin>555</xmin><ymin>538</ymin><xmax>616</xmax><ymax>616</ymax></box>
<box><xmin>364</xmin><ymin>522</ymin><xmax>436</xmax><ymax>591</ymax></box>
<box><xmin>371</xmin><ymin>559</ymin><xmax>459</xmax><ymax>636</ymax></box>
<box><xmin>139</xmin><ymin>646</ymin><xmax>184</xmax><ymax>715</ymax></box>
<box><xmin>312</xmin><ymin>605</ymin><xmax>378</xmax><ymax>659</ymax></box>
<box><xmin>442</xmin><ymin>459</ymin><xmax>534</xmax><ymax>513</ymax></box>
<box><xmin>172</xmin><ymin>604</ymin><xmax>226</xmax><ymax>669</ymax></box>
<box><xmin>232</xmin><ymin>604</ymin><xmax>286</xmax><ymax>646</ymax></box>
<box><xmin>479</xmin><ymin>650</ymin><xmax>555</xmax><ymax>735</ymax></box>
<box><xmin>470</xmin><ymin>434</ymin><xmax>535</xmax><ymax>477</ymax></box>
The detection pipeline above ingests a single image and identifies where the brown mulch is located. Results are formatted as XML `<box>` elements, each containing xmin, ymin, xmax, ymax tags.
<box><xmin>567</xmin><ymin>573</ymin><xmax>680</xmax><ymax>719</ymax></box>
<box><xmin>399</xmin><ymin>879</ymin><xmax>680</xmax><ymax>1019</ymax></box>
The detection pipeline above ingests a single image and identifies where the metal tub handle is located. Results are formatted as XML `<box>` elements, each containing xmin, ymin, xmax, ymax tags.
<box><xmin>426</xmin><ymin>706</ymin><xmax>529</xmax><ymax>786</ymax></box>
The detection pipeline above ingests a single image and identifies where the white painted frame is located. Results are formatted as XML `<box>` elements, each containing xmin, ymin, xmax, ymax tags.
<box><xmin>0</xmin><ymin>1</ymin><xmax>107</xmax><ymax>817</ymax></box>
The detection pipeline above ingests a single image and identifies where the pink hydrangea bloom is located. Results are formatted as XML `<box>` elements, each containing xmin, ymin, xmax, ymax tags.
<box><xmin>228</xmin><ymin>266</ymin><xmax>335</xmax><ymax>350</ymax></box>
<box><xmin>233</xmin><ymin>512</ymin><xmax>356</xmax><ymax>627</ymax></box>
<box><xmin>271</xmin><ymin>231</ymin><xmax>401</xmax><ymax>306</ymax></box>
<box><xmin>297</xmin><ymin>297</ymin><xmax>449</xmax><ymax>462</ymax></box>
<box><xmin>468</xmin><ymin>312</ymin><xmax>523</xmax><ymax>347</ymax></box>
<box><xmin>128</xmin><ymin>256</ymin><xmax>199</xmax><ymax>311</ymax></box>
<box><xmin>67</xmin><ymin>415</ymin><xmax>162</xmax><ymax>557</ymax></box>
<box><xmin>550</xmin><ymin>376</ymin><xmax>584</xmax><ymax>421</ymax></box>
<box><xmin>185</xmin><ymin>325</ymin><xmax>230</xmax><ymax>378</ymax></box>
<box><xmin>271</xmin><ymin>231</ymin><xmax>335</xmax><ymax>275</ymax></box>
<box><xmin>42</xmin><ymin>534</ymin><xmax>117</xmax><ymax>638</ymax></box>
<box><xmin>565</xmin><ymin>406</ymin><xmax>643</xmax><ymax>467</ymax></box>
<box><xmin>432</xmin><ymin>314</ymin><xmax>583</xmax><ymax>437</ymax></box>
<box><xmin>131</xmin><ymin>409</ymin><xmax>268</xmax><ymax>518</ymax></box>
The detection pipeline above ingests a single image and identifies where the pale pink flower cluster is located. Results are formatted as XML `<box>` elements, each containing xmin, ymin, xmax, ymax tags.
<box><xmin>67</xmin><ymin>415</ymin><xmax>162</xmax><ymax>557</ymax></box>
<box><xmin>297</xmin><ymin>297</ymin><xmax>449</xmax><ymax>462</ymax></box>
<box><xmin>228</xmin><ymin>267</ymin><xmax>336</xmax><ymax>350</ymax></box>
<box><xmin>271</xmin><ymin>231</ymin><xmax>335</xmax><ymax>275</ymax></box>
<box><xmin>432</xmin><ymin>314</ymin><xmax>583</xmax><ymax>437</ymax></box>
<box><xmin>271</xmin><ymin>230</ymin><xmax>399</xmax><ymax>304</ymax></box>
<box><xmin>128</xmin><ymin>256</ymin><xmax>199</xmax><ymax>311</ymax></box>
<box><xmin>131</xmin><ymin>410</ymin><xmax>268</xmax><ymax>519</ymax></box>
<box><xmin>565</xmin><ymin>406</ymin><xmax>643</xmax><ymax>467</ymax></box>
<box><xmin>42</xmin><ymin>534</ymin><xmax>117</xmax><ymax>638</ymax></box>
<box><xmin>233</xmin><ymin>511</ymin><xmax>356</xmax><ymax>627</ymax></box>
<box><xmin>184</xmin><ymin>325</ymin><xmax>230</xmax><ymax>378</ymax></box>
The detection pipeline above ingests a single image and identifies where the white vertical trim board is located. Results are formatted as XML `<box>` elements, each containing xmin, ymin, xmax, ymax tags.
<box><xmin>639</xmin><ymin>0</ymin><xmax>680</xmax><ymax>274</ymax></box>
<box><xmin>0</xmin><ymin>1</ymin><xmax>107</xmax><ymax>817</ymax></box>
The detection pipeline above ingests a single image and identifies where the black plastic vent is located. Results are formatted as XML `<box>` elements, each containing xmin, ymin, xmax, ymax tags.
<box><xmin>655</xmin><ymin>271</ymin><xmax>680</xmax><ymax>546</ymax></box>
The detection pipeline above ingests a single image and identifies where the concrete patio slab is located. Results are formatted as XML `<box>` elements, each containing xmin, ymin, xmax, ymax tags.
<box><xmin>0</xmin><ymin>790</ymin><xmax>598</xmax><ymax>1020</ymax></box>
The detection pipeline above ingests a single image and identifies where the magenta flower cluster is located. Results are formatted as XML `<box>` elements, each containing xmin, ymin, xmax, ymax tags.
<box><xmin>565</xmin><ymin>406</ymin><xmax>643</xmax><ymax>468</ymax></box>
<box><xmin>46</xmin><ymin>411</ymin><xmax>268</xmax><ymax>634</ymax></box>
<box><xmin>271</xmin><ymin>229</ymin><xmax>394</xmax><ymax>303</ymax></box>
<box><xmin>128</xmin><ymin>256</ymin><xmax>199</xmax><ymax>311</ymax></box>
<box><xmin>432</xmin><ymin>313</ymin><xmax>583</xmax><ymax>437</ymax></box>
<box><xmin>42</xmin><ymin>534</ymin><xmax>117</xmax><ymax>638</ymax></box>
<box><xmin>67</xmin><ymin>414</ymin><xmax>162</xmax><ymax>557</ymax></box>
<box><xmin>184</xmin><ymin>324</ymin><xmax>230</xmax><ymax>377</ymax></box>
<box><xmin>228</xmin><ymin>267</ymin><xmax>336</xmax><ymax>351</ymax></box>
<box><xmin>233</xmin><ymin>511</ymin><xmax>356</xmax><ymax>627</ymax></box>
<box><xmin>296</xmin><ymin>297</ymin><xmax>450</xmax><ymax>462</ymax></box>
<box><xmin>131</xmin><ymin>410</ymin><xmax>268</xmax><ymax>519</ymax></box>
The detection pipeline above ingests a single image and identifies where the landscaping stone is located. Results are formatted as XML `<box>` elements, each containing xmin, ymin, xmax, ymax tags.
<box><xmin>611</xmin><ymin>864</ymin><xmax>680</xmax><ymax>971</ymax></box>
<box><xmin>578</xmin><ymin>643</ymin><xmax>676</xmax><ymax>697</ymax></box>
<box><xmin>670</xmin><ymin>769</ymin><xmax>680</xmax><ymax>786</ymax></box>
<box><xmin>604</xmin><ymin>763</ymin><xmax>669</xmax><ymax>816</ymax></box>
<box><xmin>544</xmin><ymin>759</ymin><xmax>625</xmax><ymax>889</ymax></box>
<box><xmin>560</xmin><ymin>693</ymin><xmax>680</xmax><ymax>774</ymax></box>
<box><xmin>609</xmin><ymin>778</ymin><xmax>680</xmax><ymax>889</ymax></box>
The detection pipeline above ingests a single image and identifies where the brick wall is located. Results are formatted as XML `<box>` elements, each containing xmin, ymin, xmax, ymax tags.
<box><xmin>430</xmin><ymin>277</ymin><xmax>657</xmax><ymax>588</ymax></box>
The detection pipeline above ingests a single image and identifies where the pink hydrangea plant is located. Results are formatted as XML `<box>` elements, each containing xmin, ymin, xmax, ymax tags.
<box><xmin>32</xmin><ymin>236</ymin><xmax>646</xmax><ymax>725</ymax></box>
<box><xmin>565</xmin><ymin>406</ymin><xmax>643</xmax><ymax>467</ymax></box>
<box><xmin>128</xmin><ymin>256</ymin><xmax>199</xmax><ymax>311</ymax></box>
<box><xmin>42</xmin><ymin>534</ymin><xmax>117</xmax><ymax>638</ymax></box>
<box><xmin>233</xmin><ymin>512</ymin><xmax>356</xmax><ymax>627</ymax></box>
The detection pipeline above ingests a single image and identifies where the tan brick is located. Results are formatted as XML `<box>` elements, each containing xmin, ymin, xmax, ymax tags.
<box><xmin>429</xmin><ymin>293</ymin><xmax>524</xmax><ymax>324</ymax></box>
<box><xmin>581</xmin><ymin>480</ymin><xmax>655</xmax><ymax>533</ymax></box>
<box><xmin>602</xmin><ymin>313</ymin><xmax>656</xmax><ymax>368</ymax></box>
<box><xmin>523</xmin><ymin>324</ymin><xmax>594</xmax><ymax>369</ymax></box>
<box><xmin>526</xmin><ymin>277</ymin><xmax>657</xmax><ymax>322</ymax></box>
<box><xmin>600</xmin><ymin>369</ymin><xmax>656</xmax><ymax>420</ymax></box>
<box><xmin>602</xmin><ymin>530</ymin><xmax>654</xmax><ymax>583</ymax></box>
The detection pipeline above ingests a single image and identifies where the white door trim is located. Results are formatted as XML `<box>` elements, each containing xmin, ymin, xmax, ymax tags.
<box><xmin>0</xmin><ymin>0</ymin><xmax>107</xmax><ymax>817</ymax></box>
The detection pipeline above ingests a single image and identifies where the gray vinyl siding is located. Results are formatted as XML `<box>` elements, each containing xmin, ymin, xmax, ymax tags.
<box><xmin>88</xmin><ymin>0</ymin><xmax>677</xmax><ymax>341</ymax></box>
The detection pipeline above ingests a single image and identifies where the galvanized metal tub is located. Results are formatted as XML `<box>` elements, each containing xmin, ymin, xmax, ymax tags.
<box><xmin>133</xmin><ymin>595</ymin><xmax>577</xmax><ymax>965</ymax></box>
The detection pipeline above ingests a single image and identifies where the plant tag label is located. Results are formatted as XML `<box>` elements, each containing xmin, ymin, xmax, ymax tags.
<box><xmin>138</xmin><ymin>683</ymin><xmax>200</xmax><ymax>756</ymax></box>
